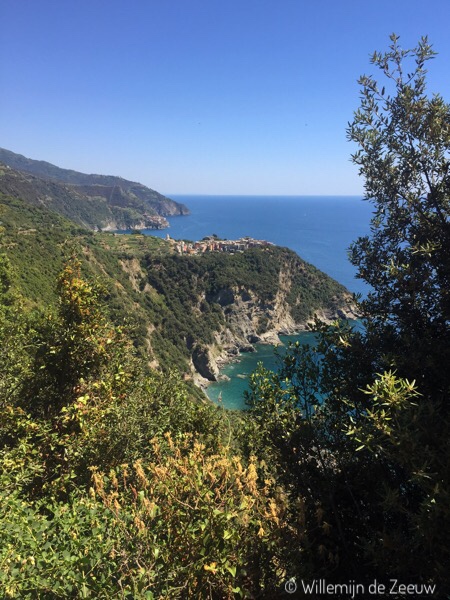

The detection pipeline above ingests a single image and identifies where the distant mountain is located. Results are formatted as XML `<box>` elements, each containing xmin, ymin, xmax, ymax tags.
<box><xmin>0</xmin><ymin>148</ymin><xmax>189</xmax><ymax>230</ymax></box>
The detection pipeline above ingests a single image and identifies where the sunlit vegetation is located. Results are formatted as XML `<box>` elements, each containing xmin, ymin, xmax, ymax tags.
<box><xmin>1</xmin><ymin>35</ymin><xmax>449</xmax><ymax>598</ymax></box>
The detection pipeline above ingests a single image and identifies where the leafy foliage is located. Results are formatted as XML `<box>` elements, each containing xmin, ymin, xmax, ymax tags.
<box><xmin>348</xmin><ymin>34</ymin><xmax>450</xmax><ymax>394</ymax></box>
<box><xmin>3</xmin><ymin>33</ymin><xmax>449</xmax><ymax>598</ymax></box>
<box><xmin>0</xmin><ymin>257</ymin><xmax>297</xmax><ymax>597</ymax></box>
<box><xmin>246</xmin><ymin>35</ymin><xmax>450</xmax><ymax>593</ymax></box>
<box><xmin>90</xmin><ymin>437</ymin><xmax>290</xmax><ymax>598</ymax></box>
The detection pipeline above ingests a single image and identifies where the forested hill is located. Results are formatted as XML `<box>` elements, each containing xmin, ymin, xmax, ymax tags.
<box><xmin>0</xmin><ymin>187</ymin><xmax>353</xmax><ymax>385</ymax></box>
<box><xmin>0</xmin><ymin>148</ymin><xmax>189</xmax><ymax>229</ymax></box>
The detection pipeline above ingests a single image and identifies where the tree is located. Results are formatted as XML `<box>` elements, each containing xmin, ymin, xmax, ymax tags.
<box><xmin>24</xmin><ymin>256</ymin><xmax>125</xmax><ymax>417</ymax></box>
<box><xmin>347</xmin><ymin>33</ymin><xmax>450</xmax><ymax>395</ymax></box>
<box><xmin>246</xmin><ymin>35</ymin><xmax>450</xmax><ymax>591</ymax></box>
<box><xmin>344</xmin><ymin>33</ymin><xmax>450</xmax><ymax>589</ymax></box>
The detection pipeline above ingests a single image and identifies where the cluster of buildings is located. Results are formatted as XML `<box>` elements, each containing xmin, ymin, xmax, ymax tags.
<box><xmin>166</xmin><ymin>234</ymin><xmax>274</xmax><ymax>255</ymax></box>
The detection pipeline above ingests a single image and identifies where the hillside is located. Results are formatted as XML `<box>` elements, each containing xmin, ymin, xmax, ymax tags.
<box><xmin>0</xmin><ymin>148</ymin><xmax>189</xmax><ymax>229</ymax></box>
<box><xmin>0</xmin><ymin>188</ymin><xmax>354</xmax><ymax>387</ymax></box>
<box><xmin>2</xmin><ymin>36</ymin><xmax>448</xmax><ymax>599</ymax></box>
<box><xmin>137</xmin><ymin>245</ymin><xmax>355</xmax><ymax>384</ymax></box>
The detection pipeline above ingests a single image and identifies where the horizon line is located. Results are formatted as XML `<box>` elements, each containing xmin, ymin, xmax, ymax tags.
<box><xmin>167</xmin><ymin>193</ymin><xmax>365</xmax><ymax>198</ymax></box>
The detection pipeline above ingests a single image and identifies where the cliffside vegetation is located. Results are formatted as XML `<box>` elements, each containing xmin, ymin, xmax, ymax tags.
<box><xmin>142</xmin><ymin>247</ymin><xmax>350</xmax><ymax>377</ymax></box>
<box><xmin>1</xmin><ymin>35</ymin><xmax>448</xmax><ymax>598</ymax></box>
<box><xmin>0</xmin><ymin>188</ymin><xmax>350</xmax><ymax>382</ymax></box>
<box><xmin>0</xmin><ymin>213</ymin><xmax>348</xmax><ymax>596</ymax></box>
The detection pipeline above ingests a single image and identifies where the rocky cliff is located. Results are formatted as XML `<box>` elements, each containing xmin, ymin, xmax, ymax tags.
<box><xmin>130</xmin><ymin>246</ymin><xmax>357</xmax><ymax>386</ymax></box>
<box><xmin>190</xmin><ymin>268</ymin><xmax>357</xmax><ymax>385</ymax></box>
<box><xmin>0</xmin><ymin>188</ymin><xmax>354</xmax><ymax>394</ymax></box>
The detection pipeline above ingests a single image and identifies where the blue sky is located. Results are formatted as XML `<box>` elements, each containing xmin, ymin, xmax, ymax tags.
<box><xmin>1</xmin><ymin>0</ymin><xmax>450</xmax><ymax>195</ymax></box>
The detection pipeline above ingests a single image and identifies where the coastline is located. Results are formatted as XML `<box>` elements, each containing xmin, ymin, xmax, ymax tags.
<box><xmin>193</xmin><ymin>302</ymin><xmax>359</xmax><ymax>392</ymax></box>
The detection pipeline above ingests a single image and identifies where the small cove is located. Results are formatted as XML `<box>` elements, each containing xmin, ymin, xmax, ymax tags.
<box><xmin>207</xmin><ymin>331</ymin><xmax>318</xmax><ymax>410</ymax></box>
<box><xmin>142</xmin><ymin>195</ymin><xmax>373</xmax><ymax>410</ymax></box>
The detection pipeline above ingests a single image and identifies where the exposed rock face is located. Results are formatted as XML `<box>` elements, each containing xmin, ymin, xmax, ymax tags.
<box><xmin>195</xmin><ymin>264</ymin><xmax>358</xmax><ymax>383</ymax></box>
<box><xmin>192</xmin><ymin>345</ymin><xmax>220</xmax><ymax>381</ymax></box>
<box><xmin>121</xmin><ymin>245</ymin><xmax>358</xmax><ymax>386</ymax></box>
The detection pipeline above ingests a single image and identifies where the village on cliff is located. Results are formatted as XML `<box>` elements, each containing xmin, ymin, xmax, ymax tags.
<box><xmin>167</xmin><ymin>234</ymin><xmax>274</xmax><ymax>255</ymax></box>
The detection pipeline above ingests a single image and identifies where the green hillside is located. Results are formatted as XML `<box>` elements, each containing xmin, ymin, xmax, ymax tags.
<box><xmin>0</xmin><ymin>189</ymin><xmax>350</xmax><ymax>381</ymax></box>
<box><xmin>0</xmin><ymin>148</ymin><xmax>189</xmax><ymax>229</ymax></box>
<box><xmin>0</xmin><ymin>177</ymin><xmax>356</xmax><ymax>598</ymax></box>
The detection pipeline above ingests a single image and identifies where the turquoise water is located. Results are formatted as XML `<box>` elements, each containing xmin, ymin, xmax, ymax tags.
<box><xmin>141</xmin><ymin>195</ymin><xmax>373</xmax><ymax>409</ymax></box>
<box><xmin>207</xmin><ymin>332</ymin><xmax>318</xmax><ymax>410</ymax></box>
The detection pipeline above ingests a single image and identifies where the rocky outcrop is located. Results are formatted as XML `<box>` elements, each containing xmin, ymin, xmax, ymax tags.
<box><xmin>193</xmin><ymin>265</ymin><xmax>358</xmax><ymax>383</ymax></box>
<box><xmin>192</xmin><ymin>345</ymin><xmax>220</xmax><ymax>381</ymax></box>
<box><xmin>121</xmin><ymin>242</ymin><xmax>358</xmax><ymax>386</ymax></box>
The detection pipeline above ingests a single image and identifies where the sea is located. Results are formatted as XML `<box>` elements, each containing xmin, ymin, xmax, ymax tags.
<box><xmin>142</xmin><ymin>195</ymin><xmax>373</xmax><ymax>409</ymax></box>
